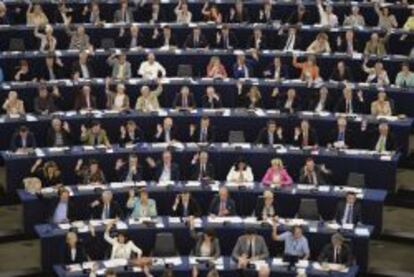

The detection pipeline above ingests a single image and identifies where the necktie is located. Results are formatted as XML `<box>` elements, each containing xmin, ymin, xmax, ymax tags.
<box><xmin>105</xmin><ymin>204</ymin><xmax>110</xmax><ymax>219</ymax></box>
<box><xmin>182</xmin><ymin>96</ymin><xmax>188</xmax><ymax>108</ymax></box>
<box><xmin>303</xmin><ymin>133</ymin><xmax>309</xmax><ymax>146</ymax></box>
<box><xmin>200</xmin><ymin>164</ymin><xmax>205</xmax><ymax>179</ymax></box>
<box><xmin>334</xmin><ymin>247</ymin><xmax>337</xmax><ymax>263</ymax></box>
<box><xmin>219</xmin><ymin>200</ymin><xmax>225</xmax><ymax>215</ymax></box>
<box><xmin>269</xmin><ymin>133</ymin><xmax>274</xmax><ymax>145</ymax></box>
<box><xmin>248</xmin><ymin>239</ymin><xmax>254</xmax><ymax>258</ymax></box>
<box><xmin>378</xmin><ymin>136</ymin><xmax>386</xmax><ymax>152</ymax></box>
<box><xmin>338</xmin><ymin>131</ymin><xmax>344</xmax><ymax>142</ymax></box>
<box><xmin>94</xmin><ymin>135</ymin><xmax>99</xmax><ymax>145</ymax></box>
<box><xmin>200</xmin><ymin>128</ymin><xmax>207</xmax><ymax>142</ymax></box>
<box><xmin>165</xmin><ymin>129</ymin><xmax>171</xmax><ymax>142</ymax></box>
<box><xmin>347</xmin><ymin>204</ymin><xmax>353</xmax><ymax>223</ymax></box>
<box><xmin>286</xmin><ymin>35</ymin><xmax>294</xmax><ymax>50</ymax></box>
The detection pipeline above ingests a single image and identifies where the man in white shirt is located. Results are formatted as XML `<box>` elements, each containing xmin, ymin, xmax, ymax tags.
<box><xmin>137</xmin><ymin>53</ymin><xmax>166</xmax><ymax>80</ymax></box>
<box><xmin>317</xmin><ymin>0</ymin><xmax>338</xmax><ymax>27</ymax></box>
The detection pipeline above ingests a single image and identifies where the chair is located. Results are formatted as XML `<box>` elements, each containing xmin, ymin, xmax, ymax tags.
<box><xmin>100</xmin><ymin>38</ymin><xmax>115</xmax><ymax>49</ymax></box>
<box><xmin>228</xmin><ymin>131</ymin><xmax>245</xmax><ymax>143</ymax></box>
<box><xmin>346</xmin><ymin>172</ymin><xmax>365</xmax><ymax>188</ymax></box>
<box><xmin>8</xmin><ymin>39</ymin><xmax>25</xmax><ymax>51</ymax></box>
<box><xmin>296</xmin><ymin>198</ymin><xmax>320</xmax><ymax>221</ymax></box>
<box><xmin>152</xmin><ymin>232</ymin><xmax>177</xmax><ymax>257</ymax></box>
<box><xmin>177</xmin><ymin>64</ymin><xmax>193</xmax><ymax>77</ymax></box>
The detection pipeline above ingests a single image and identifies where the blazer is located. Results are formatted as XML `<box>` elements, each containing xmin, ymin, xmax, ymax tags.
<box><xmin>278</xmin><ymin>33</ymin><xmax>302</xmax><ymax>50</ymax></box>
<box><xmin>153</xmin><ymin>162</ymin><xmax>180</xmax><ymax>181</ymax></box>
<box><xmin>298</xmin><ymin>166</ymin><xmax>327</xmax><ymax>185</ymax></box>
<box><xmin>153</xmin><ymin>33</ymin><xmax>177</xmax><ymax>48</ymax></box>
<box><xmin>71</xmin><ymin>61</ymin><xmax>95</xmax><ymax>79</ymax></box>
<box><xmin>233</xmin><ymin>59</ymin><xmax>257</xmax><ymax>78</ymax></box>
<box><xmin>34</xmin><ymin>96</ymin><xmax>57</xmax><ymax>114</ymax></box>
<box><xmin>293</xmin><ymin>129</ymin><xmax>319</xmax><ymax>147</ymax></box>
<box><xmin>276</xmin><ymin>97</ymin><xmax>301</xmax><ymax>114</ymax></box>
<box><xmin>328</xmin><ymin>128</ymin><xmax>354</xmax><ymax>148</ymax></box>
<box><xmin>108</xmin><ymin>60</ymin><xmax>132</xmax><ymax>79</ymax></box>
<box><xmin>107</xmin><ymin>93</ymin><xmax>130</xmax><ymax>110</ymax></box>
<box><xmin>119</xmin><ymin>33</ymin><xmax>145</xmax><ymax>48</ymax></box>
<box><xmin>191</xmin><ymin>231</ymin><xmax>221</xmax><ymax>258</ymax></box>
<box><xmin>232</xmin><ymin>235</ymin><xmax>269</xmax><ymax>260</ymax></box>
<box><xmin>63</xmin><ymin>243</ymin><xmax>87</xmax><ymax>264</ymax></box>
<box><xmin>46</xmin><ymin>128</ymin><xmax>72</xmax><ymax>147</ymax></box>
<box><xmin>81</xmin><ymin>130</ymin><xmax>110</xmax><ymax>146</ymax></box>
<box><xmin>202</xmin><ymin>95</ymin><xmax>223</xmax><ymax>109</ymax></box>
<box><xmin>183</xmin><ymin>34</ymin><xmax>209</xmax><ymax>48</ymax></box>
<box><xmin>330</xmin><ymin>67</ymin><xmax>354</xmax><ymax>82</ymax></box>
<box><xmin>172</xmin><ymin>93</ymin><xmax>196</xmax><ymax>109</ymax></box>
<box><xmin>190</xmin><ymin>162</ymin><xmax>215</xmax><ymax>181</ymax></box>
<box><xmin>254</xmin><ymin>199</ymin><xmax>277</xmax><ymax>221</ymax></box>
<box><xmin>91</xmin><ymin>200</ymin><xmax>124</xmax><ymax>219</ymax></box>
<box><xmin>261</xmin><ymin>168</ymin><xmax>293</xmax><ymax>187</ymax></box>
<box><xmin>128</xmin><ymin>198</ymin><xmax>157</xmax><ymax>218</ymax></box>
<box><xmin>335</xmin><ymin>201</ymin><xmax>362</xmax><ymax>225</ymax></box>
<box><xmin>371</xmin><ymin>133</ymin><xmax>396</xmax><ymax>152</ymax></box>
<box><xmin>336</xmin><ymin>38</ymin><xmax>360</xmax><ymax>54</ymax></box>
<box><xmin>10</xmin><ymin>132</ymin><xmax>37</xmax><ymax>151</ymax></box>
<box><xmin>49</xmin><ymin>200</ymin><xmax>77</xmax><ymax>223</ymax></box>
<box><xmin>318</xmin><ymin>244</ymin><xmax>353</xmax><ymax>266</ymax></box>
<box><xmin>39</xmin><ymin>64</ymin><xmax>64</xmax><ymax>80</ymax></box>
<box><xmin>154</xmin><ymin>127</ymin><xmax>179</xmax><ymax>142</ymax></box>
<box><xmin>208</xmin><ymin>196</ymin><xmax>237</xmax><ymax>216</ymax></box>
<box><xmin>287</xmin><ymin>11</ymin><xmax>313</xmax><ymax>25</ymax></box>
<box><xmin>247</xmin><ymin>35</ymin><xmax>268</xmax><ymax>50</ymax></box>
<box><xmin>135</xmin><ymin>86</ymin><xmax>162</xmax><ymax>112</ymax></box>
<box><xmin>74</xmin><ymin>94</ymin><xmax>97</xmax><ymax>110</ymax></box>
<box><xmin>113</xmin><ymin>8</ymin><xmax>134</xmax><ymax>23</ymax></box>
<box><xmin>214</xmin><ymin>32</ymin><xmax>238</xmax><ymax>49</ymax></box>
<box><xmin>190</xmin><ymin>126</ymin><xmax>216</xmax><ymax>143</ymax></box>
<box><xmin>364</xmin><ymin>41</ymin><xmax>386</xmax><ymax>56</ymax></box>
<box><xmin>263</xmin><ymin>64</ymin><xmax>289</xmax><ymax>79</ymax></box>
<box><xmin>115</xmin><ymin>165</ymin><xmax>143</xmax><ymax>182</ymax></box>
<box><xmin>226</xmin><ymin>166</ymin><xmax>254</xmax><ymax>183</ymax></box>
<box><xmin>119</xmin><ymin>129</ymin><xmax>145</xmax><ymax>145</ymax></box>
<box><xmin>173</xmin><ymin>198</ymin><xmax>201</xmax><ymax>217</ymax></box>
<box><xmin>335</xmin><ymin>98</ymin><xmax>365</xmax><ymax>114</ymax></box>
<box><xmin>255</xmin><ymin>128</ymin><xmax>284</xmax><ymax>145</ymax></box>
<box><xmin>308</xmin><ymin>97</ymin><xmax>334</xmax><ymax>112</ymax></box>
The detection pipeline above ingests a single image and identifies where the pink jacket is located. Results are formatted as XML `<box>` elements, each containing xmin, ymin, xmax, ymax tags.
<box><xmin>261</xmin><ymin>168</ymin><xmax>293</xmax><ymax>187</ymax></box>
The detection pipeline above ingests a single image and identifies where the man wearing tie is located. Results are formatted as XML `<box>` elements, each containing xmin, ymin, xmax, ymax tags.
<box><xmin>280</xmin><ymin>26</ymin><xmax>300</xmax><ymax>51</ymax></box>
<box><xmin>318</xmin><ymin>233</ymin><xmax>353</xmax><ymax>267</ymax></box>
<box><xmin>232</xmin><ymin>228</ymin><xmax>269</xmax><ymax>269</ymax></box>
<box><xmin>190</xmin><ymin>151</ymin><xmax>215</xmax><ymax>181</ymax></box>
<box><xmin>172</xmin><ymin>191</ymin><xmax>201</xmax><ymax>217</ymax></box>
<box><xmin>208</xmin><ymin>187</ymin><xmax>236</xmax><ymax>216</ymax></box>
<box><xmin>293</xmin><ymin>120</ymin><xmax>318</xmax><ymax>147</ymax></box>
<box><xmin>299</xmin><ymin>158</ymin><xmax>329</xmax><ymax>185</ymax></box>
<box><xmin>215</xmin><ymin>24</ymin><xmax>238</xmax><ymax>49</ymax></box>
<box><xmin>115</xmin><ymin>154</ymin><xmax>142</xmax><ymax>182</ymax></box>
<box><xmin>248</xmin><ymin>27</ymin><xmax>267</xmax><ymax>50</ymax></box>
<box><xmin>154</xmin><ymin>117</ymin><xmax>177</xmax><ymax>143</ymax></box>
<box><xmin>328</xmin><ymin>117</ymin><xmax>353</xmax><ymax>149</ymax></box>
<box><xmin>10</xmin><ymin>126</ymin><xmax>37</xmax><ymax>152</ymax></box>
<box><xmin>90</xmin><ymin>190</ymin><xmax>123</xmax><ymax>220</ymax></box>
<box><xmin>189</xmin><ymin>116</ymin><xmax>215</xmax><ymax>143</ymax></box>
<box><xmin>372</xmin><ymin>122</ymin><xmax>395</xmax><ymax>153</ymax></box>
<box><xmin>255</xmin><ymin>120</ymin><xmax>284</xmax><ymax>145</ymax></box>
<box><xmin>184</xmin><ymin>26</ymin><xmax>208</xmax><ymax>49</ymax></box>
<box><xmin>146</xmin><ymin>150</ymin><xmax>180</xmax><ymax>182</ymax></box>
<box><xmin>335</xmin><ymin>88</ymin><xmax>364</xmax><ymax>114</ymax></box>
<box><xmin>335</xmin><ymin>192</ymin><xmax>362</xmax><ymax>225</ymax></box>
<box><xmin>172</xmin><ymin>86</ymin><xmax>196</xmax><ymax>110</ymax></box>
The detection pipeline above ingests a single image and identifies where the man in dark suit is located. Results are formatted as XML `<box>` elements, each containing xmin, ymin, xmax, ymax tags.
<box><xmin>247</xmin><ymin>27</ymin><xmax>268</xmax><ymax>50</ymax></box>
<box><xmin>63</xmin><ymin>232</ymin><xmax>87</xmax><ymax>264</ymax></box>
<box><xmin>152</xmin><ymin>25</ymin><xmax>177</xmax><ymax>48</ymax></box>
<box><xmin>90</xmin><ymin>190</ymin><xmax>124</xmax><ymax>220</ymax></box>
<box><xmin>214</xmin><ymin>24</ymin><xmax>238</xmax><ymax>49</ymax></box>
<box><xmin>119</xmin><ymin>120</ymin><xmax>145</xmax><ymax>146</ymax></box>
<box><xmin>47</xmin><ymin>118</ymin><xmax>72</xmax><ymax>147</ymax></box>
<box><xmin>318</xmin><ymin>233</ymin><xmax>353</xmax><ymax>266</ymax></box>
<box><xmin>335</xmin><ymin>30</ymin><xmax>360</xmax><ymax>55</ymax></box>
<box><xmin>308</xmin><ymin>86</ymin><xmax>333</xmax><ymax>112</ymax></box>
<box><xmin>50</xmin><ymin>188</ymin><xmax>77</xmax><ymax>224</ymax></box>
<box><xmin>299</xmin><ymin>158</ymin><xmax>329</xmax><ymax>185</ymax></box>
<box><xmin>154</xmin><ymin>117</ymin><xmax>178</xmax><ymax>143</ymax></box>
<box><xmin>263</xmin><ymin>57</ymin><xmax>289</xmax><ymax>80</ymax></box>
<box><xmin>202</xmin><ymin>86</ymin><xmax>223</xmax><ymax>109</ymax></box>
<box><xmin>115</xmin><ymin>154</ymin><xmax>142</xmax><ymax>182</ymax></box>
<box><xmin>190</xmin><ymin>151</ymin><xmax>215</xmax><ymax>181</ymax></box>
<box><xmin>118</xmin><ymin>24</ymin><xmax>145</xmax><ymax>49</ymax></box>
<box><xmin>255</xmin><ymin>120</ymin><xmax>284</xmax><ymax>145</ymax></box>
<box><xmin>183</xmin><ymin>26</ymin><xmax>208</xmax><ymax>49</ymax></box>
<box><xmin>335</xmin><ymin>192</ymin><xmax>362</xmax><ymax>225</ymax></box>
<box><xmin>372</xmin><ymin>122</ymin><xmax>396</xmax><ymax>152</ymax></box>
<box><xmin>189</xmin><ymin>116</ymin><xmax>216</xmax><ymax>143</ymax></box>
<box><xmin>40</xmin><ymin>55</ymin><xmax>64</xmax><ymax>81</ymax></box>
<box><xmin>293</xmin><ymin>120</ymin><xmax>318</xmax><ymax>147</ymax></box>
<box><xmin>232</xmin><ymin>228</ymin><xmax>269</xmax><ymax>268</ymax></box>
<box><xmin>172</xmin><ymin>86</ymin><xmax>196</xmax><ymax>110</ymax></box>
<box><xmin>208</xmin><ymin>187</ymin><xmax>236</xmax><ymax>216</ymax></box>
<box><xmin>328</xmin><ymin>117</ymin><xmax>354</xmax><ymax>149</ymax></box>
<box><xmin>74</xmin><ymin>85</ymin><xmax>97</xmax><ymax>111</ymax></box>
<box><xmin>286</xmin><ymin>4</ymin><xmax>313</xmax><ymax>25</ymax></box>
<box><xmin>71</xmin><ymin>51</ymin><xmax>95</xmax><ymax>80</ymax></box>
<box><xmin>172</xmin><ymin>191</ymin><xmax>201</xmax><ymax>217</ymax></box>
<box><xmin>335</xmin><ymin>88</ymin><xmax>365</xmax><ymax>114</ymax></box>
<box><xmin>278</xmin><ymin>26</ymin><xmax>302</xmax><ymax>51</ymax></box>
<box><xmin>10</xmin><ymin>126</ymin><xmax>37</xmax><ymax>152</ymax></box>
<box><xmin>329</xmin><ymin>61</ymin><xmax>353</xmax><ymax>82</ymax></box>
<box><xmin>146</xmin><ymin>150</ymin><xmax>180</xmax><ymax>182</ymax></box>
<box><xmin>227</xmin><ymin>1</ymin><xmax>250</xmax><ymax>23</ymax></box>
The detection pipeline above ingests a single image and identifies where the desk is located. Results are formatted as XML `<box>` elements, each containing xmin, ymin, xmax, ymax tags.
<box><xmin>17</xmin><ymin>182</ymin><xmax>386</xmax><ymax>235</ymax></box>
<box><xmin>2</xmin><ymin>144</ymin><xmax>399</xmax><ymax>192</ymax></box>
<box><xmin>53</xmin><ymin>256</ymin><xmax>359</xmax><ymax>277</ymax></box>
<box><xmin>35</xmin><ymin>217</ymin><xmax>372</xmax><ymax>272</ymax></box>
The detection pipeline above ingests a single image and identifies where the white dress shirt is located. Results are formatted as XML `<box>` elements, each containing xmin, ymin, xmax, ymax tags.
<box><xmin>138</xmin><ymin>61</ymin><xmax>166</xmax><ymax>80</ymax></box>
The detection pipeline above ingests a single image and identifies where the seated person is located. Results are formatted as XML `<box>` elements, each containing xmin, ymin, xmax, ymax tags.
<box><xmin>74</xmin><ymin>85</ymin><xmax>96</xmax><ymax>111</ymax></box>
<box><xmin>206</xmin><ymin>56</ymin><xmax>228</xmax><ymax>79</ymax></box>
<box><xmin>293</xmin><ymin>120</ymin><xmax>318</xmax><ymax>147</ymax></box>
<box><xmin>201</xmin><ymin>2</ymin><xmax>222</xmax><ymax>23</ymax></box>
<box><xmin>208</xmin><ymin>187</ymin><xmax>236</xmax><ymax>216</ymax></box>
<box><xmin>119</xmin><ymin>24</ymin><xmax>145</xmax><ymax>49</ymax></box>
<box><xmin>113</xmin><ymin>1</ymin><xmax>134</xmax><ymax>23</ymax></box>
<box><xmin>318</xmin><ymin>233</ymin><xmax>353</xmax><ymax>267</ymax></box>
<box><xmin>272</xmin><ymin>225</ymin><xmax>310</xmax><ymax>260</ymax></box>
<box><xmin>255</xmin><ymin>190</ymin><xmax>277</xmax><ymax>221</ymax></box>
<box><xmin>299</xmin><ymin>158</ymin><xmax>329</xmax><ymax>185</ymax></box>
<box><xmin>232</xmin><ymin>229</ymin><xmax>269</xmax><ymax>269</ymax></box>
<box><xmin>335</xmin><ymin>88</ymin><xmax>365</xmax><ymax>114</ymax></box>
<box><xmin>119</xmin><ymin>120</ymin><xmax>144</xmax><ymax>146</ymax></box>
<box><xmin>184</xmin><ymin>26</ymin><xmax>208</xmax><ymax>49</ymax></box>
<box><xmin>127</xmin><ymin>189</ymin><xmax>157</xmax><ymax>218</ymax></box>
<box><xmin>364</xmin><ymin>33</ymin><xmax>387</xmax><ymax>56</ymax></box>
<box><xmin>64</xmin><ymin>232</ymin><xmax>87</xmax><ymax>264</ymax></box>
<box><xmin>226</xmin><ymin>158</ymin><xmax>254</xmax><ymax>183</ymax></box>
<box><xmin>80</xmin><ymin>121</ymin><xmax>111</xmax><ymax>147</ymax></box>
<box><xmin>26</xmin><ymin>3</ymin><xmax>49</xmax><ymax>26</ymax></box>
<box><xmin>316</xmin><ymin>0</ymin><xmax>338</xmax><ymax>27</ymax></box>
<box><xmin>172</xmin><ymin>86</ymin><xmax>196</xmax><ymax>110</ymax></box>
<box><xmin>335</xmin><ymin>30</ymin><xmax>359</xmax><ymax>55</ymax></box>
<box><xmin>71</xmin><ymin>50</ymin><xmax>95</xmax><ymax>80</ymax></box>
<box><xmin>343</xmin><ymin>6</ymin><xmax>365</xmax><ymax>27</ymax></box>
<box><xmin>64</xmin><ymin>19</ymin><xmax>92</xmax><ymax>51</ymax></box>
<box><xmin>30</xmin><ymin>159</ymin><xmax>62</xmax><ymax>187</ymax></box>
<box><xmin>371</xmin><ymin>90</ymin><xmax>392</xmax><ymax>116</ymax></box>
<box><xmin>146</xmin><ymin>150</ymin><xmax>180</xmax><ymax>182</ymax></box>
<box><xmin>258</xmin><ymin>2</ymin><xmax>275</xmax><ymax>23</ymax></box>
<box><xmin>214</xmin><ymin>24</ymin><xmax>238</xmax><ymax>49</ymax></box>
<box><xmin>105</xmin><ymin>82</ymin><xmax>130</xmax><ymax>112</ymax></box>
<box><xmin>115</xmin><ymin>154</ymin><xmax>142</xmax><ymax>182</ymax></box>
<box><xmin>172</xmin><ymin>191</ymin><xmax>201</xmax><ymax>217</ymax></box>
<box><xmin>137</xmin><ymin>53</ymin><xmax>166</xmax><ymax>80</ymax></box>
<box><xmin>154</xmin><ymin>117</ymin><xmax>178</xmax><ymax>143</ymax></box>
<box><xmin>261</xmin><ymin>158</ymin><xmax>293</xmax><ymax>188</ymax></box>
<box><xmin>228</xmin><ymin>0</ymin><xmax>250</xmax><ymax>23</ymax></box>
<box><xmin>263</xmin><ymin>57</ymin><xmax>289</xmax><ymax>81</ymax></box>
<box><xmin>395</xmin><ymin>62</ymin><xmax>414</xmax><ymax>88</ymax></box>
<box><xmin>10</xmin><ymin>126</ymin><xmax>37</xmax><ymax>152</ymax></box>
<box><xmin>75</xmin><ymin>159</ymin><xmax>106</xmax><ymax>185</ymax></box>
<box><xmin>335</xmin><ymin>192</ymin><xmax>362</xmax><ymax>225</ymax></box>
<box><xmin>276</xmin><ymin>88</ymin><xmax>301</xmax><ymax>114</ymax></box>
<box><xmin>202</xmin><ymin>86</ymin><xmax>223</xmax><ymax>109</ymax></box>
<box><xmin>3</xmin><ymin>90</ymin><xmax>25</xmax><ymax>116</ymax></box>
<box><xmin>233</xmin><ymin>53</ymin><xmax>259</xmax><ymax>78</ymax></box>
<box><xmin>255</xmin><ymin>120</ymin><xmax>284</xmax><ymax>145</ymax></box>
<box><xmin>279</xmin><ymin>26</ymin><xmax>302</xmax><ymax>51</ymax></box>
<box><xmin>104</xmin><ymin>221</ymin><xmax>143</xmax><ymax>260</ymax></box>
<box><xmin>135</xmin><ymin>82</ymin><xmax>163</xmax><ymax>112</ymax></box>
<box><xmin>247</xmin><ymin>27</ymin><xmax>268</xmax><ymax>50</ymax></box>
<box><xmin>106</xmin><ymin>52</ymin><xmax>132</xmax><ymax>80</ymax></box>
<box><xmin>190</xmin><ymin>151</ymin><xmax>215</xmax><ymax>181</ymax></box>
<box><xmin>174</xmin><ymin>1</ymin><xmax>192</xmax><ymax>23</ymax></box>
<box><xmin>90</xmin><ymin>190</ymin><xmax>123</xmax><ymax>219</ymax></box>
<box><xmin>189</xmin><ymin>116</ymin><xmax>215</xmax><ymax>143</ymax></box>
<box><xmin>189</xmin><ymin>223</ymin><xmax>220</xmax><ymax>259</ymax></box>
<box><xmin>14</xmin><ymin>59</ymin><xmax>35</xmax><ymax>82</ymax></box>
<box><xmin>372</xmin><ymin>122</ymin><xmax>395</xmax><ymax>152</ymax></box>
<box><xmin>237</xmin><ymin>84</ymin><xmax>262</xmax><ymax>109</ymax></box>
<box><xmin>308</xmin><ymin>86</ymin><xmax>333</xmax><ymax>113</ymax></box>
<box><xmin>306</xmin><ymin>32</ymin><xmax>331</xmax><ymax>54</ymax></box>
<box><xmin>328</xmin><ymin>117</ymin><xmax>354</xmax><ymax>149</ymax></box>
<box><xmin>292</xmin><ymin>55</ymin><xmax>320</xmax><ymax>82</ymax></box>
<box><xmin>51</xmin><ymin>188</ymin><xmax>76</xmax><ymax>224</ymax></box>
<box><xmin>330</xmin><ymin>61</ymin><xmax>353</xmax><ymax>82</ymax></box>
<box><xmin>34</xmin><ymin>86</ymin><xmax>60</xmax><ymax>115</ymax></box>
<box><xmin>362</xmin><ymin>60</ymin><xmax>390</xmax><ymax>86</ymax></box>
<box><xmin>39</xmin><ymin>55</ymin><xmax>64</xmax><ymax>81</ymax></box>
<box><xmin>375</xmin><ymin>4</ymin><xmax>398</xmax><ymax>30</ymax></box>
<box><xmin>152</xmin><ymin>25</ymin><xmax>177</xmax><ymax>48</ymax></box>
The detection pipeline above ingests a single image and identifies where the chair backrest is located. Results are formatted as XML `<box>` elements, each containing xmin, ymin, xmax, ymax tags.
<box><xmin>152</xmin><ymin>232</ymin><xmax>177</xmax><ymax>257</ymax></box>
<box><xmin>177</xmin><ymin>64</ymin><xmax>193</xmax><ymax>77</ymax></box>
<box><xmin>9</xmin><ymin>38</ymin><xmax>25</xmax><ymax>51</ymax></box>
<box><xmin>346</xmin><ymin>172</ymin><xmax>365</xmax><ymax>188</ymax></box>
<box><xmin>296</xmin><ymin>198</ymin><xmax>319</xmax><ymax>221</ymax></box>
<box><xmin>228</xmin><ymin>131</ymin><xmax>245</xmax><ymax>143</ymax></box>
<box><xmin>101</xmin><ymin>38</ymin><xmax>115</xmax><ymax>49</ymax></box>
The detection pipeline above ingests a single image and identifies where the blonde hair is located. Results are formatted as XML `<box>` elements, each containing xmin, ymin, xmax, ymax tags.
<box><xmin>271</xmin><ymin>158</ymin><xmax>284</xmax><ymax>168</ymax></box>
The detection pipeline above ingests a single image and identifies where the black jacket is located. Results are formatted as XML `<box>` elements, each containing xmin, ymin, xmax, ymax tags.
<box><xmin>190</xmin><ymin>162</ymin><xmax>215</xmax><ymax>181</ymax></box>
<box><xmin>318</xmin><ymin>243</ymin><xmax>353</xmax><ymax>266</ymax></box>
<box><xmin>90</xmin><ymin>200</ymin><xmax>124</xmax><ymax>219</ymax></box>
<box><xmin>173</xmin><ymin>198</ymin><xmax>202</xmax><ymax>217</ymax></box>
<box><xmin>335</xmin><ymin>201</ymin><xmax>362</xmax><ymax>225</ymax></box>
